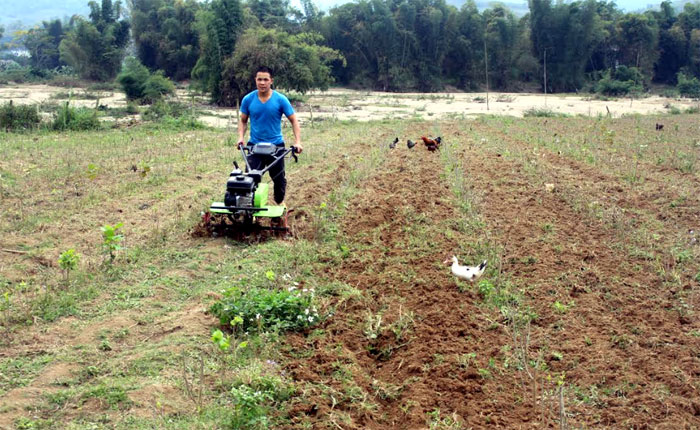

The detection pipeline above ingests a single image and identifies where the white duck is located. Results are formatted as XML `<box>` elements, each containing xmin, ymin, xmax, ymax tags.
<box><xmin>444</xmin><ymin>256</ymin><xmax>487</xmax><ymax>282</ymax></box>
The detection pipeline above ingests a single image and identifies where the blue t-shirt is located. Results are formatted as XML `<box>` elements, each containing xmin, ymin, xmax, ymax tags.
<box><xmin>240</xmin><ymin>90</ymin><xmax>295</xmax><ymax>146</ymax></box>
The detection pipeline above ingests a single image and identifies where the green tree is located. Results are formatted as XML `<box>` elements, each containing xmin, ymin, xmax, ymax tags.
<box><xmin>444</xmin><ymin>1</ymin><xmax>483</xmax><ymax>89</ymax></box>
<box><xmin>411</xmin><ymin>0</ymin><xmax>456</xmax><ymax>92</ymax></box>
<box><xmin>191</xmin><ymin>0</ymin><xmax>245</xmax><ymax>103</ymax></box>
<box><xmin>59</xmin><ymin>0</ymin><xmax>130</xmax><ymax>80</ymax></box>
<box><xmin>219</xmin><ymin>27</ymin><xmax>343</xmax><ymax>106</ymax></box>
<box><xmin>128</xmin><ymin>0</ymin><xmax>201</xmax><ymax>81</ymax></box>
<box><xmin>587</xmin><ymin>1</ymin><xmax>622</xmax><ymax>75</ymax></box>
<box><xmin>529</xmin><ymin>0</ymin><xmax>604</xmax><ymax>92</ymax></box>
<box><xmin>248</xmin><ymin>0</ymin><xmax>299</xmax><ymax>32</ymax></box>
<box><xmin>24</xmin><ymin>19</ymin><xmax>69</xmax><ymax>70</ymax></box>
<box><xmin>483</xmin><ymin>5</ymin><xmax>519</xmax><ymax>89</ymax></box>
<box><xmin>616</xmin><ymin>13</ymin><xmax>658</xmax><ymax>84</ymax></box>
<box><xmin>655</xmin><ymin>22</ymin><xmax>686</xmax><ymax>83</ymax></box>
<box><xmin>676</xmin><ymin>71</ymin><xmax>700</xmax><ymax>97</ymax></box>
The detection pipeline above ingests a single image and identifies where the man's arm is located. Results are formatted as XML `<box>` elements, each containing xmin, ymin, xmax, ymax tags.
<box><xmin>287</xmin><ymin>113</ymin><xmax>302</xmax><ymax>153</ymax></box>
<box><xmin>237</xmin><ymin>113</ymin><xmax>249</xmax><ymax>147</ymax></box>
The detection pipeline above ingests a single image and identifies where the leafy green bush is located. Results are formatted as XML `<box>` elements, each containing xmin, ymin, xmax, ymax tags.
<box><xmin>285</xmin><ymin>92</ymin><xmax>308</xmax><ymax>105</ymax></box>
<box><xmin>125</xmin><ymin>102</ymin><xmax>138</xmax><ymax>115</ymax></box>
<box><xmin>595</xmin><ymin>67</ymin><xmax>644</xmax><ymax>96</ymax></box>
<box><xmin>209</xmin><ymin>284</ymin><xmax>319</xmax><ymax>333</ymax></box>
<box><xmin>0</xmin><ymin>65</ymin><xmax>34</xmax><ymax>84</ymax></box>
<box><xmin>142</xmin><ymin>100</ymin><xmax>187</xmax><ymax>120</ymax></box>
<box><xmin>523</xmin><ymin>108</ymin><xmax>568</xmax><ymax>118</ymax></box>
<box><xmin>676</xmin><ymin>72</ymin><xmax>700</xmax><ymax>99</ymax></box>
<box><xmin>141</xmin><ymin>101</ymin><xmax>203</xmax><ymax>129</ymax></box>
<box><xmin>142</xmin><ymin>71</ymin><xmax>175</xmax><ymax>103</ymax></box>
<box><xmin>52</xmin><ymin>103</ymin><xmax>100</xmax><ymax>131</ymax></box>
<box><xmin>117</xmin><ymin>57</ymin><xmax>150</xmax><ymax>101</ymax></box>
<box><xmin>0</xmin><ymin>101</ymin><xmax>41</xmax><ymax>131</ymax></box>
<box><xmin>117</xmin><ymin>57</ymin><xmax>174</xmax><ymax>103</ymax></box>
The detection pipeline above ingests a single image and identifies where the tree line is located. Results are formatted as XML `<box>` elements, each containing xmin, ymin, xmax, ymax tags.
<box><xmin>9</xmin><ymin>0</ymin><xmax>700</xmax><ymax>104</ymax></box>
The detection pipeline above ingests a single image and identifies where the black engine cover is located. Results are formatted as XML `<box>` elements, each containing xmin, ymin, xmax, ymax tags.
<box><xmin>225</xmin><ymin>175</ymin><xmax>255</xmax><ymax>207</ymax></box>
<box><xmin>226</xmin><ymin>175</ymin><xmax>255</xmax><ymax>193</ymax></box>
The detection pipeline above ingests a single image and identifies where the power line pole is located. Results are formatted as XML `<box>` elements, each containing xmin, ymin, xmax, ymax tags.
<box><xmin>484</xmin><ymin>37</ymin><xmax>490</xmax><ymax>111</ymax></box>
<box><xmin>544</xmin><ymin>47</ymin><xmax>549</xmax><ymax>107</ymax></box>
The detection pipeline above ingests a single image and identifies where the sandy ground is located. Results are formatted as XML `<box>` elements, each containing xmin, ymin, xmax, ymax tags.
<box><xmin>2</xmin><ymin>84</ymin><xmax>698</xmax><ymax>128</ymax></box>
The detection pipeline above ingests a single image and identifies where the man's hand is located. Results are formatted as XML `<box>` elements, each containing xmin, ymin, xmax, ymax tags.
<box><xmin>292</xmin><ymin>142</ymin><xmax>303</xmax><ymax>154</ymax></box>
<box><xmin>237</xmin><ymin>140</ymin><xmax>246</xmax><ymax>149</ymax></box>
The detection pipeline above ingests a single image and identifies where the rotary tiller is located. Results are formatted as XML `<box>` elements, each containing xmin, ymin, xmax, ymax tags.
<box><xmin>203</xmin><ymin>142</ymin><xmax>298</xmax><ymax>235</ymax></box>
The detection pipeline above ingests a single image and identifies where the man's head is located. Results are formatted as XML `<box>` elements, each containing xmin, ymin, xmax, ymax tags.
<box><xmin>255</xmin><ymin>66</ymin><xmax>273</xmax><ymax>94</ymax></box>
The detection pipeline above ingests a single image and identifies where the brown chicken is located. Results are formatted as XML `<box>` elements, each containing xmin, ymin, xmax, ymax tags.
<box><xmin>421</xmin><ymin>136</ymin><xmax>442</xmax><ymax>152</ymax></box>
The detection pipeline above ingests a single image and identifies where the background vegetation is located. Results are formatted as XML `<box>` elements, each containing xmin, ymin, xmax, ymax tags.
<box><xmin>2</xmin><ymin>0</ymin><xmax>700</xmax><ymax>104</ymax></box>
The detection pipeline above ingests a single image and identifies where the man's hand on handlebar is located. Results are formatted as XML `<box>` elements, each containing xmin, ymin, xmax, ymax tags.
<box><xmin>291</xmin><ymin>142</ymin><xmax>303</xmax><ymax>154</ymax></box>
<box><xmin>237</xmin><ymin>140</ymin><xmax>246</xmax><ymax>149</ymax></box>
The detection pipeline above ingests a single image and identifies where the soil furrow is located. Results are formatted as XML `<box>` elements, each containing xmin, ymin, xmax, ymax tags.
<box><xmin>454</xmin><ymin>125</ymin><xmax>700</xmax><ymax>428</ymax></box>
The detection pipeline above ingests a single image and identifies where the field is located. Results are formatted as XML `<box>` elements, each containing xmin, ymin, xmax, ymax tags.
<box><xmin>3</xmin><ymin>84</ymin><xmax>700</xmax><ymax>127</ymax></box>
<box><xmin>1</xmin><ymin>100</ymin><xmax>700</xmax><ymax>429</ymax></box>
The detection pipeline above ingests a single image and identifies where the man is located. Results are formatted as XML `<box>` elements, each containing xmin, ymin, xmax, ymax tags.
<box><xmin>237</xmin><ymin>66</ymin><xmax>302</xmax><ymax>207</ymax></box>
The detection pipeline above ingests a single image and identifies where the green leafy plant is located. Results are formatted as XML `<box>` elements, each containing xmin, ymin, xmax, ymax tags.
<box><xmin>101</xmin><ymin>223</ymin><xmax>124</xmax><ymax>263</ymax></box>
<box><xmin>57</xmin><ymin>249</ymin><xmax>80</xmax><ymax>281</ymax></box>
<box><xmin>552</xmin><ymin>301</ymin><xmax>571</xmax><ymax>314</ymax></box>
<box><xmin>117</xmin><ymin>57</ymin><xmax>175</xmax><ymax>103</ymax></box>
<box><xmin>676</xmin><ymin>72</ymin><xmax>700</xmax><ymax>99</ymax></box>
<box><xmin>0</xmin><ymin>101</ymin><xmax>40</xmax><ymax>131</ymax></box>
<box><xmin>211</xmin><ymin>329</ymin><xmax>231</xmax><ymax>351</ymax></box>
<box><xmin>52</xmin><ymin>102</ymin><xmax>100</xmax><ymax>131</ymax></box>
<box><xmin>595</xmin><ymin>67</ymin><xmax>644</xmax><ymax>96</ymax></box>
<box><xmin>209</xmin><ymin>283</ymin><xmax>319</xmax><ymax>333</ymax></box>
<box><xmin>457</xmin><ymin>352</ymin><xmax>477</xmax><ymax>369</ymax></box>
<box><xmin>427</xmin><ymin>408</ymin><xmax>464</xmax><ymax>429</ymax></box>
<box><xmin>85</xmin><ymin>163</ymin><xmax>99</xmax><ymax>180</ymax></box>
<box><xmin>229</xmin><ymin>384</ymin><xmax>274</xmax><ymax>430</ymax></box>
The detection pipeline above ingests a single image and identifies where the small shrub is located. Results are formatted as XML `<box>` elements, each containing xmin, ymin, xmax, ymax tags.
<box><xmin>666</xmin><ymin>104</ymin><xmax>682</xmax><ymax>115</ymax></box>
<box><xmin>117</xmin><ymin>57</ymin><xmax>150</xmax><ymax>101</ymax></box>
<box><xmin>143</xmin><ymin>100</ymin><xmax>187</xmax><ymax>120</ymax></box>
<box><xmin>117</xmin><ymin>57</ymin><xmax>174</xmax><ymax>103</ymax></box>
<box><xmin>209</xmin><ymin>284</ymin><xmax>319</xmax><ymax>333</ymax></box>
<box><xmin>285</xmin><ymin>92</ymin><xmax>308</xmax><ymax>105</ymax></box>
<box><xmin>0</xmin><ymin>65</ymin><xmax>34</xmax><ymax>84</ymax></box>
<box><xmin>595</xmin><ymin>67</ymin><xmax>644</xmax><ymax>96</ymax></box>
<box><xmin>101</xmin><ymin>223</ymin><xmax>124</xmax><ymax>263</ymax></box>
<box><xmin>661</xmin><ymin>88</ymin><xmax>679</xmax><ymax>98</ymax></box>
<box><xmin>142</xmin><ymin>71</ymin><xmax>175</xmax><ymax>103</ymax></box>
<box><xmin>0</xmin><ymin>101</ymin><xmax>41</xmax><ymax>131</ymax></box>
<box><xmin>52</xmin><ymin>103</ymin><xmax>100</xmax><ymax>131</ymax></box>
<box><xmin>58</xmin><ymin>249</ymin><xmax>80</xmax><ymax>280</ymax></box>
<box><xmin>125</xmin><ymin>102</ymin><xmax>138</xmax><ymax>115</ymax></box>
<box><xmin>676</xmin><ymin>72</ymin><xmax>700</xmax><ymax>99</ymax></box>
<box><xmin>523</xmin><ymin>108</ymin><xmax>567</xmax><ymax>118</ymax></box>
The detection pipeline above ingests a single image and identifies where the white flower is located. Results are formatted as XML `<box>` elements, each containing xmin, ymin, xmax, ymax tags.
<box><xmin>256</xmin><ymin>314</ymin><xmax>261</xmax><ymax>320</ymax></box>
<box><xmin>304</xmin><ymin>308</ymin><xmax>310</xmax><ymax>315</ymax></box>
<box><xmin>308</xmin><ymin>316</ymin><xmax>314</xmax><ymax>322</ymax></box>
<box><xmin>303</xmin><ymin>288</ymin><xmax>308</xmax><ymax>293</ymax></box>
<box><xmin>293</xmin><ymin>281</ymin><xmax>299</xmax><ymax>286</ymax></box>
<box><xmin>288</xmin><ymin>286</ymin><xmax>297</xmax><ymax>292</ymax></box>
